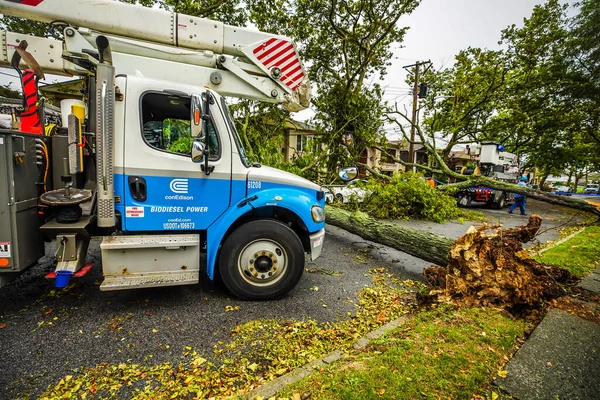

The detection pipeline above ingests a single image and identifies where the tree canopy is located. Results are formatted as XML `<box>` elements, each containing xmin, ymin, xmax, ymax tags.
<box><xmin>383</xmin><ymin>0</ymin><xmax>599</xmax><ymax>186</ymax></box>
<box><xmin>1</xmin><ymin>0</ymin><xmax>598</xmax><ymax>184</ymax></box>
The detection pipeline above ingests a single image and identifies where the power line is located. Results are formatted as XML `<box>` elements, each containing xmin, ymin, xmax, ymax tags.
<box><xmin>383</xmin><ymin>91</ymin><xmax>411</xmax><ymax>95</ymax></box>
<box><xmin>0</xmin><ymin>70</ymin><xmax>50</xmax><ymax>86</ymax></box>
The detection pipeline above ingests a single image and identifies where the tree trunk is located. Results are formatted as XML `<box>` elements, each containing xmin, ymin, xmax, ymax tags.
<box><xmin>439</xmin><ymin>176</ymin><xmax>600</xmax><ymax>216</ymax></box>
<box><xmin>326</xmin><ymin>207</ymin><xmax>454</xmax><ymax>266</ymax></box>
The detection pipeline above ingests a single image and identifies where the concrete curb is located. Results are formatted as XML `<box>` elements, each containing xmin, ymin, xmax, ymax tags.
<box><xmin>578</xmin><ymin>264</ymin><xmax>600</xmax><ymax>294</ymax></box>
<box><xmin>535</xmin><ymin>226</ymin><xmax>586</xmax><ymax>254</ymax></box>
<box><xmin>244</xmin><ymin>316</ymin><xmax>407</xmax><ymax>399</ymax></box>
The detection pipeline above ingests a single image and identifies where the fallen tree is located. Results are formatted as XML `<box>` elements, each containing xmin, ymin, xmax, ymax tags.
<box><xmin>326</xmin><ymin>207</ymin><xmax>576</xmax><ymax>309</ymax></box>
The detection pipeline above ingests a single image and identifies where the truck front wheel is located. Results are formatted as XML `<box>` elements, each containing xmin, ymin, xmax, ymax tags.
<box><xmin>219</xmin><ymin>220</ymin><xmax>305</xmax><ymax>300</ymax></box>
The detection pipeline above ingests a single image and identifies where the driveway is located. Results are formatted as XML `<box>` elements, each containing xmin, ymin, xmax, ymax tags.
<box><xmin>0</xmin><ymin>199</ymin><xmax>586</xmax><ymax>398</ymax></box>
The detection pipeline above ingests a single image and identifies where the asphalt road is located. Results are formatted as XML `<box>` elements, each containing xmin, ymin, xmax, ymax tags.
<box><xmin>0</xmin><ymin>199</ymin><xmax>588</xmax><ymax>398</ymax></box>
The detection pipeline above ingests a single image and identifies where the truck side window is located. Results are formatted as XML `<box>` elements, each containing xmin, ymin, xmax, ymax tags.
<box><xmin>141</xmin><ymin>92</ymin><xmax>220</xmax><ymax>159</ymax></box>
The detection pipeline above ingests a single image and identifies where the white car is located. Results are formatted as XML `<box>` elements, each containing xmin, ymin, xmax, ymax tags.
<box><xmin>325</xmin><ymin>180</ymin><xmax>369</xmax><ymax>204</ymax></box>
<box><xmin>553</xmin><ymin>185</ymin><xmax>572</xmax><ymax>195</ymax></box>
<box><xmin>584</xmin><ymin>184</ymin><xmax>599</xmax><ymax>194</ymax></box>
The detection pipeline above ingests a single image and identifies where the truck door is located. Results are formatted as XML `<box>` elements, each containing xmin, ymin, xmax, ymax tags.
<box><xmin>120</xmin><ymin>77</ymin><xmax>232</xmax><ymax>232</ymax></box>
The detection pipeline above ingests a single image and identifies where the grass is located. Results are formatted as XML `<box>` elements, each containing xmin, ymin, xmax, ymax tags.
<box><xmin>457</xmin><ymin>209</ymin><xmax>487</xmax><ymax>222</ymax></box>
<box><xmin>283</xmin><ymin>305</ymin><xmax>527</xmax><ymax>400</ymax></box>
<box><xmin>534</xmin><ymin>225</ymin><xmax>600</xmax><ymax>277</ymax></box>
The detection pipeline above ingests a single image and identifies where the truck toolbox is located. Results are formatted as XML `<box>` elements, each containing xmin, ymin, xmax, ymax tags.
<box><xmin>0</xmin><ymin>132</ymin><xmax>47</xmax><ymax>285</ymax></box>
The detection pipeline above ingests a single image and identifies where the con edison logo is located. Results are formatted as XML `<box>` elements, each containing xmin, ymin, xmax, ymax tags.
<box><xmin>165</xmin><ymin>179</ymin><xmax>193</xmax><ymax>200</ymax></box>
<box><xmin>169</xmin><ymin>179</ymin><xmax>188</xmax><ymax>194</ymax></box>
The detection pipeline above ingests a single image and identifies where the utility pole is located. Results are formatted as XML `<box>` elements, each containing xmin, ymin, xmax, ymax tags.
<box><xmin>403</xmin><ymin>60</ymin><xmax>431</xmax><ymax>169</ymax></box>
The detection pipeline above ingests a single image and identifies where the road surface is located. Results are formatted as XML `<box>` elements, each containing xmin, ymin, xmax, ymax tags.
<box><xmin>0</xmin><ymin>199</ymin><xmax>587</xmax><ymax>398</ymax></box>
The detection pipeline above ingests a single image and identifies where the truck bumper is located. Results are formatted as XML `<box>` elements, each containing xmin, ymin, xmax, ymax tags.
<box><xmin>309</xmin><ymin>228</ymin><xmax>325</xmax><ymax>261</ymax></box>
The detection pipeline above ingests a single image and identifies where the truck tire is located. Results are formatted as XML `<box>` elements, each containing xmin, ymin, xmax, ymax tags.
<box><xmin>335</xmin><ymin>193</ymin><xmax>344</xmax><ymax>203</ymax></box>
<box><xmin>494</xmin><ymin>193</ymin><xmax>506</xmax><ymax>209</ymax></box>
<box><xmin>219</xmin><ymin>219</ymin><xmax>305</xmax><ymax>300</ymax></box>
<box><xmin>457</xmin><ymin>193</ymin><xmax>471</xmax><ymax>207</ymax></box>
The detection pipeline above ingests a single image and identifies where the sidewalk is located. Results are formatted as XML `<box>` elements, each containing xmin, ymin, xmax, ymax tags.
<box><xmin>496</xmin><ymin>265</ymin><xmax>600</xmax><ymax>400</ymax></box>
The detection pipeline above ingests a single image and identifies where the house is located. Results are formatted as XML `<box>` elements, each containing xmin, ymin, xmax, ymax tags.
<box><xmin>446</xmin><ymin>150</ymin><xmax>473</xmax><ymax>172</ymax></box>
<box><xmin>282</xmin><ymin>120</ymin><xmax>319</xmax><ymax>162</ymax></box>
<box><xmin>39</xmin><ymin>79</ymin><xmax>86</xmax><ymax>105</ymax></box>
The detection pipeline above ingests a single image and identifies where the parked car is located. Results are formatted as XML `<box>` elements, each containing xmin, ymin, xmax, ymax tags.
<box><xmin>584</xmin><ymin>183</ymin><xmax>599</xmax><ymax>195</ymax></box>
<box><xmin>325</xmin><ymin>180</ymin><xmax>369</xmax><ymax>204</ymax></box>
<box><xmin>323</xmin><ymin>187</ymin><xmax>334</xmax><ymax>204</ymax></box>
<box><xmin>553</xmin><ymin>185</ymin><xmax>572</xmax><ymax>195</ymax></box>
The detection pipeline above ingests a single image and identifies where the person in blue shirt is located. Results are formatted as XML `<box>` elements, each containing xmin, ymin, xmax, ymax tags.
<box><xmin>508</xmin><ymin>176</ymin><xmax>528</xmax><ymax>215</ymax></box>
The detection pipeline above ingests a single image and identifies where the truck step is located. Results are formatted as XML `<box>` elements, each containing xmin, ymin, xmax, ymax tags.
<box><xmin>100</xmin><ymin>234</ymin><xmax>200</xmax><ymax>277</ymax></box>
<box><xmin>100</xmin><ymin>234</ymin><xmax>199</xmax><ymax>250</ymax></box>
<box><xmin>100</xmin><ymin>271</ymin><xmax>199</xmax><ymax>291</ymax></box>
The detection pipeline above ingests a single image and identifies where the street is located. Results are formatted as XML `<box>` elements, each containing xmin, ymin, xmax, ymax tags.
<box><xmin>0</xmin><ymin>199</ymin><xmax>588</xmax><ymax>398</ymax></box>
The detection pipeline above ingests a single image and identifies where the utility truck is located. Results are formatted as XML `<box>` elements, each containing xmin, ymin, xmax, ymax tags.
<box><xmin>0</xmin><ymin>0</ymin><xmax>328</xmax><ymax>300</ymax></box>
<box><xmin>456</xmin><ymin>142</ymin><xmax>519</xmax><ymax>209</ymax></box>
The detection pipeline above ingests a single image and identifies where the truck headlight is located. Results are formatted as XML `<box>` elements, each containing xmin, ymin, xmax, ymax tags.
<box><xmin>311</xmin><ymin>205</ymin><xmax>325</xmax><ymax>223</ymax></box>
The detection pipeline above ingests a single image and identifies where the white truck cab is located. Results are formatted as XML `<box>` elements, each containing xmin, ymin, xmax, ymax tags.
<box><xmin>0</xmin><ymin>0</ymin><xmax>325</xmax><ymax>300</ymax></box>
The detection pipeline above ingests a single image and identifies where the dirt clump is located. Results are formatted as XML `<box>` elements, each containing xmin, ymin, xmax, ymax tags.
<box><xmin>422</xmin><ymin>214</ymin><xmax>576</xmax><ymax>309</ymax></box>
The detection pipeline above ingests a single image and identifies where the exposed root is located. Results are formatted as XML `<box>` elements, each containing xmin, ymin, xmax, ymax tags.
<box><xmin>422</xmin><ymin>214</ymin><xmax>577</xmax><ymax>309</ymax></box>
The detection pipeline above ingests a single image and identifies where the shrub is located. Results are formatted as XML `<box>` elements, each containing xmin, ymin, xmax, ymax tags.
<box><xmin>356</xmin><ymin>172</ymin><xmax>463</xmax><ymax>223</ymax></box>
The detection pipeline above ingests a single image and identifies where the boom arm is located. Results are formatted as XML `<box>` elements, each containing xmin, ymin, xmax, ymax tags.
<box><xmin>0</xmin><ymin>0</ymin><xmax>310</xmax><ymax>111</ymax></box>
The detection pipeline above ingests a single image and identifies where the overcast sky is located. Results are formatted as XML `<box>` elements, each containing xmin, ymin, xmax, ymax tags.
<box><xmin>375</xmin><ymin>0</ymin><xmax>577</xmax><ymax>139</ymax></box>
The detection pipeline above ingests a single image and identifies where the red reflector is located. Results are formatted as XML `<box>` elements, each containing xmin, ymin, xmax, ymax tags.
<box><xmin>74</xmin><ymin>263</ymin><xmax>94</xmax><ymax>277</ymax></box>
<box><xmin>45</xmin><ymin>264</ymin><xmax>94</xmax><ymax>279</ymax></box>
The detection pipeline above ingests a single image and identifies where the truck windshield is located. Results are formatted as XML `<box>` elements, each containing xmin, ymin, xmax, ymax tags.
<box><xmin>220</xmin><ymin>97</ymin><xmax>250</xmax><ymax>167</ymax></box>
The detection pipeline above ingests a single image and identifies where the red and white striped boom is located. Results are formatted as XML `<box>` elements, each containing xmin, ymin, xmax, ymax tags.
<box><xmin>0</xmin><ymin>0</ymin><xmax>309</xmax><ymax>108</ymax></box>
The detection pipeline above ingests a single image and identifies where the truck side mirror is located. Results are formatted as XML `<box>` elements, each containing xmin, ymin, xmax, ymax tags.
<box><xmin>338</xmin><ymin>166</ymin><xmax>358</xmax><ymax>182</ymax></box>
<box><xmin>190</xmin><ymin>94</ymin><xmax>203</xmax><ymax>138</ymax></box>
<box><xmin>191</xmin><ymin>139</ymin><xmax>205</xmax><ymax>163</ymax></box>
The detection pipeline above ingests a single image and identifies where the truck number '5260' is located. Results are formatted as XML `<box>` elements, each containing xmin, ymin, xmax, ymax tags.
<box><xmin>248</xmin><ymin>181</ymin><xmax>261</xmax><ymax>189</ymax></box>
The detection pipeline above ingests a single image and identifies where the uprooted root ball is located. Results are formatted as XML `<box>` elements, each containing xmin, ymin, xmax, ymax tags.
<box><xmin>423</xmin><ymin>214</ymin><xmax>575</xmax><ymax>308</ymax></box>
